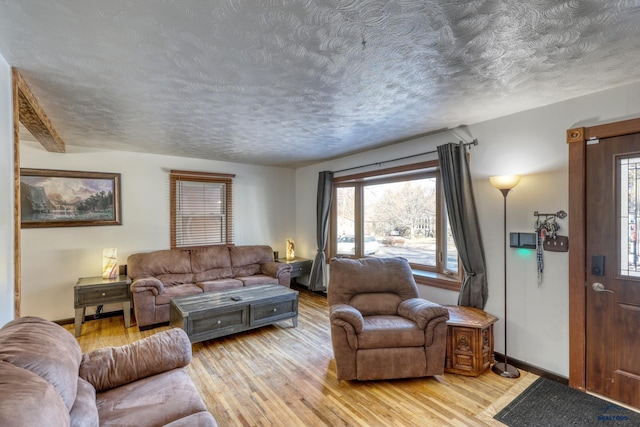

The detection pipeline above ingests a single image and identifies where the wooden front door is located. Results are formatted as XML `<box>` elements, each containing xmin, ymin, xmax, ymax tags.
<box><xmin>585</xmin><ymin>133</ymin><xmax>640</xmax><ymax>407</ymax></box>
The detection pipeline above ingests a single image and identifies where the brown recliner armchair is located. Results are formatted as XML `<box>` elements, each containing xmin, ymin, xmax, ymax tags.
<box><xmin>328</xmin><ymin>257</ymin><xmax>450</xmax><ymax>381</ymax></box>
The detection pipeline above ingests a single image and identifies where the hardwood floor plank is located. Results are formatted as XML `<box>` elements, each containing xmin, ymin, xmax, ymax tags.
<box><xmin>67</xmin><ymin>287</ymin><xmax>536</xmax><ymax>426</ymax></box>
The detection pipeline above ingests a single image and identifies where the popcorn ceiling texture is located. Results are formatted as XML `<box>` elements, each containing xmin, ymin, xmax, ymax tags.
<box><xmin>1</xmin><ymin>0</ymin><xmax>640</xmax><ymax>167</ymax></box>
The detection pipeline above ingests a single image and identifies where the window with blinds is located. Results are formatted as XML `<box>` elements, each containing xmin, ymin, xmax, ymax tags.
<box><xmin>170</xmin><ymin>170</ymin><xmax>235</xmax><ymax>248</ymax></box>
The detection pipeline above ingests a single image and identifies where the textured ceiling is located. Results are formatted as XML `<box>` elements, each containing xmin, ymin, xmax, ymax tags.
<box><xmin>2</xmin><ymin>1</ymin><xmax>640</xmax><ymax>167</ymax></box>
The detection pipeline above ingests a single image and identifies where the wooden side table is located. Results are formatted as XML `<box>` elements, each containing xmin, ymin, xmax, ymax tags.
<box><xmin>445</xmin><ymin>305</ymin><xmax>498</xmax><ymax>376</ymax></box>
<box><xmin>277</xmin><ymin>257</ymin><xmax>312</xmax><ymax>286</ymax></box>
<box><xmin>74</xmin><ymin>275</ymin><xmax>132</xmax><ymax>337</ymax></box>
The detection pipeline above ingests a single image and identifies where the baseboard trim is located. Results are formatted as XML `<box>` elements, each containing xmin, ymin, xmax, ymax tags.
<box><xmin>494</xmin><ymin>352</ymin><xmax>569</xmax><ymax>385</ymax></box>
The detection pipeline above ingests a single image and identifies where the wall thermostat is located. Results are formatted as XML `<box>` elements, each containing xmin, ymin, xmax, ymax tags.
<box><xmin>509</xmin><ymin>232</ymin><xmax>537</xmax><ymax>249</ymax></box>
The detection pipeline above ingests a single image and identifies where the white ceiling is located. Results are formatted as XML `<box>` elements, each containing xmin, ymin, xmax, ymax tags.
<box><xmin>2</xmin><ymin>1</ymin><xmax>640</xmax><ymax>167</ymax></box>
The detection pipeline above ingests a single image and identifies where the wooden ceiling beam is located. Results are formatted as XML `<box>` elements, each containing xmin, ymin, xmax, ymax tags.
<box><xmin>12</xmin><ymin>68</ymin><xmax>65</xmax><ymax>153</ymax></box>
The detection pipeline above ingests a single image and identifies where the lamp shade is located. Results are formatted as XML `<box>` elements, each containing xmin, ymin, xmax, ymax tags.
<box><xmin>490</xmin><ymin>175</ymin><xmax>521</xmax><ymax>191</ymax></box>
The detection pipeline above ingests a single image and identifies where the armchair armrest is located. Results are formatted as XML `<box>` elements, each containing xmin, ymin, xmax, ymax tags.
<box><xmin>130</xmin><ymin>277</ymin><xmax>164</xmax><ymax>296</ymax></box>
<box><xmin>330</xmin><ymin>304</ymin><xmax>364</xmax><ymax>333</ymax></box>
<box><xmin>79</xmin><ymin>328</ymin><xmax>191</xmax><ymax>392</ymax></box>
<box><xmin>398</xmin><ymin>298</ymin><xmax>449</xmax><ymax>329</ymax></box>
<box><xmin>261</xmin><ymin>261</ymin><xmax>292</xmax><ymax>278</ymax></box>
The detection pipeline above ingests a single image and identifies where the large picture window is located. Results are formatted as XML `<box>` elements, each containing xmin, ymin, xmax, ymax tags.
<box><xmin>170</xmin><ymin>170</ymin><xmax>235</xmax><ymax>248</ymax></box>
<box><xmin>330</xmin><ymin>160</ymin><xmax>460</xmax><ymax>289</ymax></box>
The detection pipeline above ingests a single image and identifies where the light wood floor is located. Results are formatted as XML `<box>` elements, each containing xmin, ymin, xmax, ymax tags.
<box><xmin>66</xmin><ymin>288</ymin><xmax>538</xmax><ymax>427</ymax></box>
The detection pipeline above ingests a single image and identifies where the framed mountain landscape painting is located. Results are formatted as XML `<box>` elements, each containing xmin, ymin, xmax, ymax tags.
<box><xmin>20</xmin><ymin>169</ymin><xmax>121</xmax><ymax>228</ymax></box>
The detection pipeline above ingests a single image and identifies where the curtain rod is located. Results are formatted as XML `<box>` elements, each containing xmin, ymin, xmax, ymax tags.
<box><xmin>332</xmin><ymin>139</ymin><xmax>478</xmax><ymax>174</ymax></box>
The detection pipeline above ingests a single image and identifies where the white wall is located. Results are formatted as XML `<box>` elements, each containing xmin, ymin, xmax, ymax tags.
<box><xmin>295</xmin><ymin>80</ymin><xmax>640</xmax><ymax>378</ymax></box>
<box><xmin>20</xmin><ymin>142</ymin><xmax>296</xmax><ymax>320</ymax></box>
<box><xmin>0</xmin><ymin>54</ymin><xmax>15</xmax><ymax>326</ymax></box>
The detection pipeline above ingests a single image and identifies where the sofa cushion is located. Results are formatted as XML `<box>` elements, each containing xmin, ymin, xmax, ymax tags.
<box><xmin>350</xmin><ymin>292</ymin><xmax>403</xmax><ymax>316</ymax></box>
<box><xmin>196</xmin><ymin>278</ymin><xmax>243</xmax><ymax>292</ymax></box>
<box><xmin>0</xmin><ymin>316</ymin><xmax>82</xmax><ymax>411</ymax></box>
<box><xmin>328</xmin><ymin>257</ymin><xmax>419</xmax><ymax>314</ymax></box>
<box><xmin>128</xmin><ymin>249</ymin><xmax>194</xmax><ymax>286</ymax></box>
<box><xmin>237</xmin><ymin>274</ymin><xmax>279</xmax><ymax>286</ymax></box>
<box><xmin>229</xmin><ymin>245</ymin><xmax>273</xmax><ymax>277</ymax></box>
<box><xmin>233</xmin><ymin>264</ymin><xmax>261</xmax><ymax>277</ymax></box>
<box><xmin>80</xmin><ymin>328</ymin><xmax>192</xmax><ymax>392</ymax></box>
<box><xmin>0</xmin><ymin>361</ymin><xmax>70</xmax><ymax>427</ymax></box>
<box><xmin>193</xmin><ymin>267</ymin><xmax>234</xmax><ymax>283</ymax></box>
<box><xmin>70</xmin><ymin>377</ymin><xmax>99</xmax><ymax>427</ymax></box>
<box><xmin>191</xmin><ymin>246</ymin><xmax>233</xmax><ymax>282</ymax></box>
<box><xmin>157</xmin><ymin>272</ymin><xmax>196</xmax><ymax>286</ymax></box>
<box><xmin>96</xmin><ymin>369</ymin><xmax>208</xmax><ymax>427</ymax></box>
<box><xmin>357</xmin><ymin>315</ymin><xmax>425</xmax><ymax>349</ymax></box>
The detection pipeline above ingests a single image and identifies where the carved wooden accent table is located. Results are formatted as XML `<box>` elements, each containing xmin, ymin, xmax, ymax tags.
<box><xmin>445</xmin><ymin>305</ymin><xmax>497</xmax><ymax>376</ymax></box>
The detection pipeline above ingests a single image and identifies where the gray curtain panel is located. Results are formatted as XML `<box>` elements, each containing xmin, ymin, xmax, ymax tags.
<box><xmin>437</xmin><ymin>142</ymin><xmax>488</xmax><ymax>309</ymax></box>
<box><xmin>308</xmin><ymin>171</ymin><xmax>334</xmax><ymax>291</ymax></box>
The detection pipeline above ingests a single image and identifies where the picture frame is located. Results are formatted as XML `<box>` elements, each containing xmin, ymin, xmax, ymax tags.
<box><xmin>20</xmin><ymin>168</ymin><xmax>122</xmax><ymax>228</ymax></box>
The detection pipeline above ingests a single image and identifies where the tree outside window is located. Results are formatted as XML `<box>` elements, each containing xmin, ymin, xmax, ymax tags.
<box><xmin>331</xmin><ymin>160</ymin><xmax>459</xmax><ymax>287</ymax></box>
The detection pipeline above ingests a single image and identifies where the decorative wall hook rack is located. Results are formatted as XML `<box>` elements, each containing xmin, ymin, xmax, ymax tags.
<box><xmin>533</xmin><ymin>210</ymin><xmax>569</xmax><ymax>286</ymax></box>
<box><xmin>533</xmin><ymin>210</ymin><xmax>567</xmax><ymax>219</ymax></box>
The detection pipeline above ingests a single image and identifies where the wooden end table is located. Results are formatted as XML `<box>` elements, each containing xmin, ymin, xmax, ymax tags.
<box><xmin>445</xmin><ymin>305</ymin><xmax>498</xmax><ymax>376</ymax></box>
<box><xmin>277</xmin><ymin>257</ymin><xmax>312</xmax><ymax>286</ymax></box>
<box><xmin>74</xmin><ymin>275</ymin><xmax>132</xmax><ymax>337</ymax></box>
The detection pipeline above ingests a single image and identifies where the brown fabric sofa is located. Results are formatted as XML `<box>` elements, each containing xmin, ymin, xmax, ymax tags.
<box><xmin>128</xmin><ymin>245</ymin><xmax>292</xmax><ymax>328</ymax></box>
<box><xmin>0</xmin><ymin>316</ymin><xmax>217</xmax><ymax>427</ymax></box>
<box><xmin>328</xmin><ymin>257</ymin><xmax>450</xmax><ymax>381</ymax></box>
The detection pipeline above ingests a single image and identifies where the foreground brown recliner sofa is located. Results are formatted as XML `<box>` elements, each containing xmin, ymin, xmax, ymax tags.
<box><xmin>128</xmin><ymin>245</ymin><xmax>292</xmax><ymax>328</ymax></box>
<box><xmin>0</xmin><ymin>316</ymin><xmax>217</xmax><ymax>427</ymax></box>
<box><xmin>328</xmin><ymin>257</ymin><xmax>450</xmax><ymax>381</ymax></box>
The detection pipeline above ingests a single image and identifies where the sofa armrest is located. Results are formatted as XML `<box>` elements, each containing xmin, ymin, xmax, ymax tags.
<box><xmin>261</xmin><ymin>261</ymin><xmax>292</xmax><ymax>278</ymax></box>
<box><xmin>130</xmin><ymin>277</ymin><xmax>164</xmax><ymax>296</ymax></box>
<box><xmin>79</xmin><ymin>328</ymin><xmax>191</xmax><ymax>392</ymax></box>
<box><xmin>398</xmin><ymin>298</ymin><xmax>449</xmax><ymax>329</ymax></box>
<box><xmin>330</xmin><ymin>304</ymin><xmax>364</xmax><ymax>333</ymax></box>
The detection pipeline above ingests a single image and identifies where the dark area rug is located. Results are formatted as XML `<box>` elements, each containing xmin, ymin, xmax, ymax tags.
<box><xmin>494</xmin><ymin>377</ymin><xmax>640</xmax><ymax>426</ymax></box>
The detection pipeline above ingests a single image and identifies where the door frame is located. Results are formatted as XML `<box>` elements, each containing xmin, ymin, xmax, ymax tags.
<box><xmin>567</xmin><ymin>117</ymin><xmax>640</xmax><ymax>391</ymax></box>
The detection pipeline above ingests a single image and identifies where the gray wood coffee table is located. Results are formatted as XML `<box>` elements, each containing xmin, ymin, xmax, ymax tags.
<box><xmin>170</xmin><ymin>284</ymin><xmax>299</xmax><ymax>343</ymax></box>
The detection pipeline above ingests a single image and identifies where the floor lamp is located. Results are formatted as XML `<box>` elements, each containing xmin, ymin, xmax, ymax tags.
<box><xmin>489</xmin><ymin>175</ymin><xmax>521</xmax><ymax>379</ymax></box>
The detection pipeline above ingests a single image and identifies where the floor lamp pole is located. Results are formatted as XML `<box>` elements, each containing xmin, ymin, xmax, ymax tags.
<box><xmin>490</xmin><ymin>176</ymin><xmax>521</xmax><ymax>379</ymax></box>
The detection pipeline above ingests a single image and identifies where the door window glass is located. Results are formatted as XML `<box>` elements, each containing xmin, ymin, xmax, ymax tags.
<box><xmin>620</xmin><ymin>156</ymin><xmax>640</xmax><ymax>277</ymax></box>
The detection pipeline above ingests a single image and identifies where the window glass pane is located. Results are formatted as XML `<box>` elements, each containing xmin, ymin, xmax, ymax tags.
<box><xmin>336</xmin><ymin>187</ymin><xmax>355</xmax><ymax>255</ymax></box>
<box><xmin>176</xmin><ymin>181</ymin><xmax>226</xmax><ymax>247</ymax></box>
<box><xmin>363</xmin><ymin>178</ymin><xmax>437</xmax><ymax>266</ymax></box>
<box><xmin>620</xmin><ymin>157</ymin><xmax>640</xmax><ymax>277</ymax></box>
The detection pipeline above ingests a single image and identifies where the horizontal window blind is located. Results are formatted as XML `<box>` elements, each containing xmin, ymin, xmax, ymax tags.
<box><xmin>170</xmin><ymin>170</ymin><xmax>235</xmax><ymax>248</ymax></box>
